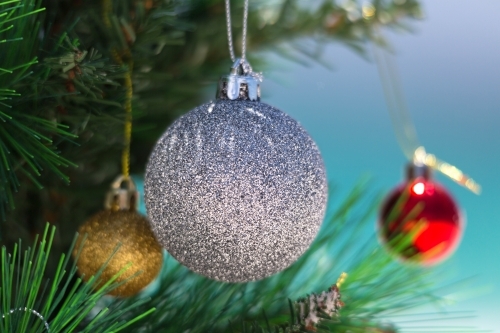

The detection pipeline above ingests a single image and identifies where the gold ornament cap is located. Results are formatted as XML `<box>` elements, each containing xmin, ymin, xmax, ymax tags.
<box><xmin>105</xmin><ymin>175</ymin><xmax>139</xmax><ymax>211</ymax></box>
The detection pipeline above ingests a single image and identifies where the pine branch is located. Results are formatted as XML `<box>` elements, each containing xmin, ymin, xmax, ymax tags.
<box><xmin>101</xmin><ymin>182</ymin><xmax>443</xmax><ymax>333</ymax></box>
<box><xmin>0</xmin><ymin>223</ymin><xmax>154</xmax><ymax>333</ymax></box>
<box><xmin>60</xmin><ymin>0</ymin><xmax>424</xmax><ymax>160</ymax></box>
<box><xmin>0</xmin><ymin>1</ymin><xmax>85</xmax><ymax>216</ymax></box>
<box><xmin>294</xmin><ymin>283</ymin><xmax>344</xmax><ymax>332</ymax></box>
<box><xmin>1</xmin><ymin>0</ymin><xmax>426</xmax><ymax>300</ymax></box>
<box><xmin>233</xmin><ymin>284</ymin><xmax>344</xmax><ymax>333</ymax></box>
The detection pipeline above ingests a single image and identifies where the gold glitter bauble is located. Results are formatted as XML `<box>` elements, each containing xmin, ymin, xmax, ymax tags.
<box><xmin>74</xmin><ymin>210</ymin><xmax>163</xmax><ymax>297</ymax></box>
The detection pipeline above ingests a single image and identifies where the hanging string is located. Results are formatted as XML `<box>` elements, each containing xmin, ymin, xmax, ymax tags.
<box><xmin>225</xmin><ymin>0</ymin><xmax>235</xmax><ymax>62</ymax></box>
<box><xmin>225</xmin><ymin>0</ymin><xmax>250</xmax><ymax>62</ymax></box>
<box><xmin>1</xmin><ymin>307</ymin><xmax>50</xmax><ymax>332</ymax></box>
<box><xmin>102</xmin><ymin>0</ymin><xmax>133</xmax><ymax>179</ymax></box>
<box><xmin>242</xmin><ymin>0</ymin><xmax>249</xmax><ymax>61</ymax></box>
<box><xmin>372</xmin><ymin>40</ymin><xmax>419</xmax><ymax>161</ymax></box>
<box><xmin>372</xmin><ymin>32</ymin><xmax>481</xmax><ymax>194</ymax></box>
<box><xmin>120</xmin><ymin>60</ymin><xmax>133</xmax><ymax>178</ymax></box>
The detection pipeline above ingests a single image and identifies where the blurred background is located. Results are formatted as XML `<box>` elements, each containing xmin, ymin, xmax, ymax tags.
<box><xmin>1</xmin><ymin>0</ymin><xmax>498</xmax><ymax>331</ymax></box>
<box><xmin>262</xmin><ymin>0</ymin><xmax>499</xmax><ymax>330</ymax></box>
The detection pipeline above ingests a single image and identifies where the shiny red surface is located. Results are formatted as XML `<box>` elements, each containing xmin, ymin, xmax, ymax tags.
<box><xmin>379</xmin><ymin>177</ymin><xmax>463</xmax><ymax>265</ymax></box>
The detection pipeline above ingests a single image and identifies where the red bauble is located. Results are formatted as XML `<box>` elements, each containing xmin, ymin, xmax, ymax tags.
<box><xmin>378</xmin><ymin>165</ymin><xmax>463</xmax><ymax>265</ymax></box>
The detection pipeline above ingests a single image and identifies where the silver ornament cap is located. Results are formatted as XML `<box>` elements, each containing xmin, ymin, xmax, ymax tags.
<box><xmin>145</xmin><ymin>60</ymin><xmax>327</xmax><ymax>283</ymax></box>
<box><xmin>216</xmin><ymin>58</ymin><xmax>262</xmax><ymax>101</ymax></box>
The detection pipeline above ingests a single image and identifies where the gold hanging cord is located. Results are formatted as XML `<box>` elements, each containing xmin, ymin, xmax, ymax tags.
<box><xmin>102</xmin><ymin>0</ymin><xmax>133</xmax><ymax>179</ymax></box>
<box><xmin>372</xmin><ymin>32</ymin><xmax>481</xmax><ymax>194</ymax></box>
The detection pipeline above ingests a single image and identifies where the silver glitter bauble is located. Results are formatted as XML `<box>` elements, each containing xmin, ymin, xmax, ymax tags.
<box><xmin>145</xmin><ymin>59</ymin><xmax>327</xmax><ymax>282</ymax></box>
<box><xmin>145</xmin><ymin>100</ymin><xmax>327</xmax><ymax>282</ymax></box>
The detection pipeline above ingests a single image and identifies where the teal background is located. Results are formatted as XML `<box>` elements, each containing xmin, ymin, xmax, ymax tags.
<box><xmin>261</xmin><ymin>0</ymin><xmax>499</xmax><ymax>331</ymax></box>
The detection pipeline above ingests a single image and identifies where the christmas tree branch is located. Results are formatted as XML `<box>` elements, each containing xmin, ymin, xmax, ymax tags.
<box><xmin>0</xmin><ymin>223</ymin><xmax>155</xmax><ymax>332</ymax></box>
<box><xmin>0</xmin><ymin>0</ymin><xmax>427</xmax><ymax>320</ymax></box>
<box><xmin>0</xmin><ymin>1</ymin><xmax>85</xmax><ymax>216</ymax></box>
<box><xmin>0</xmin><ymin>0</ymin><xmax>424</xmax><ymax>240</ymax></box>
<box><xmin>106</xmin><ymin>182</ymin><xmax>445</xmax><ymax>333</ymax></box>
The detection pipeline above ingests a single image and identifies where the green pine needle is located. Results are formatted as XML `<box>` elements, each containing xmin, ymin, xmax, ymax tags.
<box><xmin>0</xmin><ymin>223</ymin><xmax>155</xmax><ymax>333</ymax></box>
<box><xmin>101</xmin><ymin>183</ymin><xmax>452</xmax><ymax>333</ymax></box>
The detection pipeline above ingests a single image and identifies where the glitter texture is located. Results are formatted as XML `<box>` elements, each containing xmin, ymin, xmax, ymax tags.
<box><xmin>74</xmin><ymin>210</ymin><xmax>163</xmax><ymax>297</ymax></box>
<box><xmin>145</xmin><ymin>100</ymin><xmax>327</xmax><ymax>282</ymax></box>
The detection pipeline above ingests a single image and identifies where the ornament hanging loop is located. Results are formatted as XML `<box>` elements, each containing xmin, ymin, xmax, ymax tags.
<box><xmin>413</xmin><ymin>146</ymin><xmax>481</xmax><ymax>194</ymax></box>
<box><xmin>373</xmin><ymin>34</ymin><xmax>481</xmax><ymax>195</ymax></box>
<box><xmin>105</xmin><ymin>175</ymin><xmax>139</xmax><ymax>211</ymax></box>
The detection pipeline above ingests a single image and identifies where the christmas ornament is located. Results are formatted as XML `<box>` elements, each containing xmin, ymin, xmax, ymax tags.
<box><xmin>373</xmin><ymin>39</ymin><xmax>480</xmax><ymax>266</ymax></box>
<box><xmin>378</xmin><ymin>163</ymin><xmax>463</xmax><ymax>265</ymax></box>
<box><xmin>74</xmin><ymin>176</ymin><xmax>163</xmax><ymax>297</ymax></box>
<box><xmin>72</xmin><ymin>9</ymin><xmax>164</xmax><ymax>296</ymax></box>
<box><xmin>144</xmin><ymin>0</ymin><xmax>327</xmax><ymax>283</ymax></box>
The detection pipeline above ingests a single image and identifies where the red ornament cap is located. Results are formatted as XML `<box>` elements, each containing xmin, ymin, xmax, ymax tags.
<box><xmin>378</xmin><ymin>164</ymin><xmax>463</xmax><ymax>265</ymax></box>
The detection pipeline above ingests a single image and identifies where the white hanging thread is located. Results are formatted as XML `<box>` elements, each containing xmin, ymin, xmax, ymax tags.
<box><xmin>225</xmin><ymin>0</ymin><xmax>249</xmax><ymax>62</ymax></box>
<box><xmin>1</xmin><ymin>307</ymin><xmax>50</xmax><ymax>332</ymax></box>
